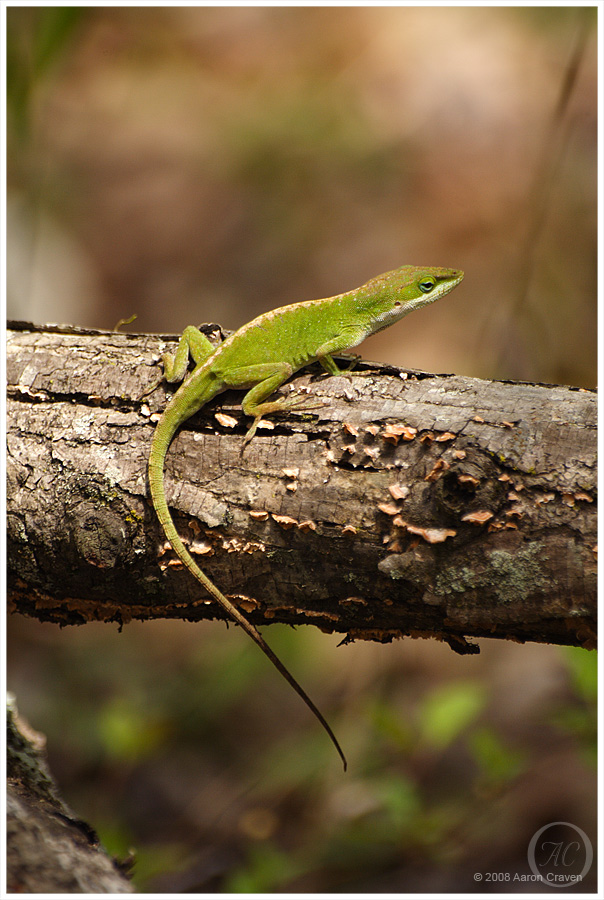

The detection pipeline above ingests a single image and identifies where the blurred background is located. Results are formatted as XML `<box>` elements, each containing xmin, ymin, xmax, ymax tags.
<box><xmin>7</xmin><ymin>6</ymin><xmax>597</xmax><ymax>892</ymax></box>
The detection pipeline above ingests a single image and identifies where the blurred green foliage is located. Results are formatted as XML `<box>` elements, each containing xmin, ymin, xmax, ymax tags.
<box><xmin>549</xmin><ymin>647</ymin><xmax>597</xmax><ymax>767</ymax></box>
<box><xmin>8</xmin><ymin>613</ymin><xmax>596</xmax><ymax>892</ymax></box>
<box><xmin>7</xmin><ymin>7</ymin><xmax>86</xmax><ymax>144</ymax></box>
<box><xmin>417</xmin><ymin>681</ymin><xmax>486</xmax><ymax>751</ymax></box>
<box><xmin>226</xmin><ymin>843</ymin><xmax>306</xmax><ymax>893</ymax></box>
<box><xmin>468</xmin><ymin>727</ymin><xmax>525</xmax><ymax>789</ymax></box>
<box><xmin>563</xmin><ymin>645</ymin><xmax>597</xmax><ymax>704</ymax></box>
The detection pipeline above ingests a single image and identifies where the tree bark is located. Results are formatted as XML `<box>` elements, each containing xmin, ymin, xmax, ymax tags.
<box><xmin>7</xmin><ymin>322</ymin><xmax>596</xmax><ymax>653</ymax></box>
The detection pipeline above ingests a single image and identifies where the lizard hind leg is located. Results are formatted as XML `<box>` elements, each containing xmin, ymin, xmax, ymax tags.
<box><xmin>141</xmin><ymin>327</ymin><xmax>220</xmax><ymax>402</ymax></box>
<box><xmin>237</xmin><ymin>364</ymin><xmax>323</xmax><ymax>443</ymax></box>
<box><xmin>163</xmin><ymin>326</ymin><xmax>219</xmax><ymax>383</ymax></box>
<box><xmin>243</xmin><ymin>391</ymin><xmax>322</xmax><ymax>444</ymax></box>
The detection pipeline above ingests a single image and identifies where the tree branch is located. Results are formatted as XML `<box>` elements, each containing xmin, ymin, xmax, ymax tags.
<box><xmin>7</xmin><ymin>323</ymin><xmax>596</xmax><ymax>652</ymax></box>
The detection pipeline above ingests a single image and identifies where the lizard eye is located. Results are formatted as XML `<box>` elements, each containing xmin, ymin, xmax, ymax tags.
<box><xmin>419</xmin><ymin>278</ymin><xmax>436</xmax><ymax>293</ymax></box>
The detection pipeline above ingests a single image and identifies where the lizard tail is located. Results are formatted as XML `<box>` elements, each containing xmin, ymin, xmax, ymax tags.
<box><xmin>148</xmin><ymin>412</ymin><xmax>348</xmax><ymax>771</ymax></box>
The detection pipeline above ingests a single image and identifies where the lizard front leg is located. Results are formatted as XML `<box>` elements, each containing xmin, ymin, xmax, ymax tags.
<box><xmin>219</xmin><ymin>362</ymin><xmax>318</xmax><ymax>442</ymax></box>
<box><xmin>315</xmin><ymin>327</ymin><xmax>368</xmax><ymax>375</ymax></box>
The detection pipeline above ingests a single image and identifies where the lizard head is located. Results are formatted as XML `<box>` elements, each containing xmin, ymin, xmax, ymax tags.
<box><xmin>359</xmin><ymin>265</ymin><xmax>464</xmax><ymax>335</ymax></box>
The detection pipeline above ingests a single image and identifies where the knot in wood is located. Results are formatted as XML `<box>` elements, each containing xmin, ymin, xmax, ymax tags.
<box><xmin>433</xmin><ymin>452</ymin><xmax>505</xmax><ymax>518</ymax></box>
<box><xmin>69</xmin><ymin>502</ymin><xmax>127</xmax><ymax>569</ymax></box>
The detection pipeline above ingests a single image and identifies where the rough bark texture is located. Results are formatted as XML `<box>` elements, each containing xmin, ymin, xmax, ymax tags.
<box><xmin>7</xmin><ymin>698</ymin><xmax>134</xmax><ymax>893</ymax></box>
<box><xmin>7</xmin><ymin>323</ymin><xmax>596</xmax><ymax>653</ymax></box>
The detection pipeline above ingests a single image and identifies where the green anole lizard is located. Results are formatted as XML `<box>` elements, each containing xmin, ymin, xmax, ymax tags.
<box><xmin>148</xmin><ymin>264</ymin><xmax>464</xmax><ymax>770</ymax></box>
